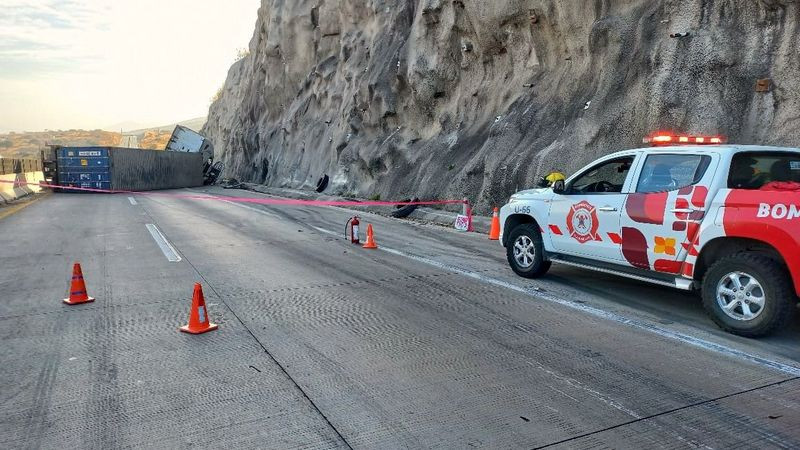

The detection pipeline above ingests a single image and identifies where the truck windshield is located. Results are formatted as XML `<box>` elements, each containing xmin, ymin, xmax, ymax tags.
<box><xmin>729</xmin><ymin>152</ymin><xmax>800</xmax><ymax>190</ymax></box>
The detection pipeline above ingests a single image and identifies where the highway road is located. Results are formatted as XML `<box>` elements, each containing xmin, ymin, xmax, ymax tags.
<box><xmin>2</xmin><ymin>187</ymin><xmax>799</xmax><ymax>448</ymax></box>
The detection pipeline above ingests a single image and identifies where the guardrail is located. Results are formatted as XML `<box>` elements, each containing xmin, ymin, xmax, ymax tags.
<box><xmin>0</xmin><ymin>158</ymin><xmax>41</xmax><ymax>175</ymax></box>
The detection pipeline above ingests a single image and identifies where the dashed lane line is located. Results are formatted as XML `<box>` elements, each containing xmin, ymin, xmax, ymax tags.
<box><xmin>309</xmin><ymin>225</ymin><xmax>800</xmax><ymax>378</ymax></box>
<box><xmin>145</xmin><ymin>224</ymin><xmax>182</xmax><ymax>262</ymax></box>
<box><xmin>128</xmin><ymin>196</ymin><xmax>138</xmax><ymax>205</ymax></box>
<box><xmin>219</xmin><ymin>199</ymin><xmax>281</xmax><ymax>219</ymax></box>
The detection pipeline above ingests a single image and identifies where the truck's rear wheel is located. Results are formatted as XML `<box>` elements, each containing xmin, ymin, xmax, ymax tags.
<box><xmin>506</xmin><ymin>224</ymin><xmax>551</xmax><ymax>278</ymax></box>
<box><xmin>702</xmin><ymin>253</ymin><xmax>796</xmax><ymax>337</ymax></box>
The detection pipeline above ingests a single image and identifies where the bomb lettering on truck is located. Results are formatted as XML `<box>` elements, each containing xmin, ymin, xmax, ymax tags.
<box><xmin>757</xmin><ymin>203</ymin><xmax>800</xmax><ymax>220</ymax></box>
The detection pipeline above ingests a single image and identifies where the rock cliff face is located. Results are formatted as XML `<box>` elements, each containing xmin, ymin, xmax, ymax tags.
<box><xmin>203</xmin><ymin>0</ymin><xmax>800</xmax><ymax>212</ymax></box>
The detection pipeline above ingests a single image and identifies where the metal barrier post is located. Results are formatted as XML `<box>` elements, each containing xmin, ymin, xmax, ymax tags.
<box><xmin>462</xmin><ymin>198</ymin><xmax>474</xmax><ymax>232</ymax></box>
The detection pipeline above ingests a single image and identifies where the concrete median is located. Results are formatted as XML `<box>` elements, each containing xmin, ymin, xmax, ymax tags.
<box><xmin>0</xmin><ymin>171</ymin><xmax>45</xmax><ymax>204</ymax></box>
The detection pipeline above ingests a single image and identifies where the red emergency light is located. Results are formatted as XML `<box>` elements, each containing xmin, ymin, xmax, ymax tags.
<box><xmin>643</xmin><ymin>133</ymin><xmax>726</xmax><ymax>146</ymax></box>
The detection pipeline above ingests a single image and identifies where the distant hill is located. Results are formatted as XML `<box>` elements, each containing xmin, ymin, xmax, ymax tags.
<box><xmin>103</xmin><ymin>117</ymin><xmax>205</xmax><ymax>133</ymax></box>
<box><xmin>0</xmin><ymin>130</ymin><xmax>122</xmax><ymax>159</ymax></box>
<box><xmin>0</xmin><ymin>117</ymin><xmax>207</xmax><ymax>159</ymax></box>
<box><xmin>128</xmin><ymin>117</ymin><xmax>206</xmax><ymax>134</ymax></box>
<box><xmin>103</xmin><ymin>121</ymin><xmax>154</xmax><ymax>133</ymax></box>
<box><xmin>128</xmin><ymin>117</ymin><xmax>207</xmax><ymax>149</ymax></box>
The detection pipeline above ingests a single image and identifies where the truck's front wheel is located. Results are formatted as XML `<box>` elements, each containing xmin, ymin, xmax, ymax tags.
<box><xmin>702</xmin><ymin>253</ymin><xmax>796</xmax><ymax>337</ymax></box>
<box><xmin>506</xmin><ymin>224</ymin><xmax>551</xmax><ymax>278</ymax></box>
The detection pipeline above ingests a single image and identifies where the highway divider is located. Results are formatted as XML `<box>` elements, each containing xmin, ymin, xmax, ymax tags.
<box><xmin>0</xmin><ymin>159</ymin><xmax>44</xmax><ymax>204</ymax></box>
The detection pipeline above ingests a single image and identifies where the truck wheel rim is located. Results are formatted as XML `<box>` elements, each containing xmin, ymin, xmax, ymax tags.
<box><xmin>513</xmin><ymin>236</ymin><xmax>535</xmax><ymax>268</ymax></box>
<box><xmin>716</xmin><ymin>271</ymin><xmax>766</xmax><ymax>321</ymax></box>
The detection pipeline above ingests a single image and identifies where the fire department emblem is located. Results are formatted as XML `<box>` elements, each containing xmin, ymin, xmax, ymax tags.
<box><xmin>567</xmin><ymin>200</ymin><xmax>600</xmax><ymax>244</ymax></box>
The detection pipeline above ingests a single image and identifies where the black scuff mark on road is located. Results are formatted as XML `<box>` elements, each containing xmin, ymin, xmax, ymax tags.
<box><xmin>532</xmin><ymin>376</ymin><xmax>800</xmax><ymax>449</ymax></box>
<box><xmin>86</xmin><ymin>200</ymin><xmax>123</xmax><ymax>447</ymax></box>
<box><xmin>87</xmin><ymin>313</ymin><xmax>123</xmax><ymax>447</ymax></box>
<box><xmin>23</xmin><ymin>349</ymin><xmax>61</xmax><ymax>449</ymax></box>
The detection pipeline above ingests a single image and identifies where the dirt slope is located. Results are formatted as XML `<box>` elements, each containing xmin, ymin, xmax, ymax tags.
<box><xmin>203</xmin><ymin>0</ymin><xmax>800</xmax><ymax>212</ymax></box>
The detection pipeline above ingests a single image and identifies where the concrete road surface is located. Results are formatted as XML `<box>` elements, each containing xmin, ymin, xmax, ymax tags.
<box><xmin>1</xmin><ymin>188</ymin><xmax>799</xmax><ymax>449</ymax></box>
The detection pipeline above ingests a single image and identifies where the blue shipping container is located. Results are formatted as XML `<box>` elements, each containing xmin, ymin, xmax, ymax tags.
<box><xmin>59</xmin><ymin>172</ymin><xmax>111</xmax><ymax>183</ymax></box>
<box><xmin>58</xmin><ymin>147</ymin><xmax>112</xmax><ymax>192</ymax></box>
<box><xmin>76</xmin><ymin>181</ymin><xmax>110</xmax><ymax>189</ymax></box>
<box><xmin>59</xmin><ymin>157</ymin><xmax>110</xmax><ymax>168</ymax></box>
<box><xmin>55</xmin><ymin>146</ymin><xmax>203</xmax><ymax>192</ymax></box>
<box><xmin>58</xmin><ymin>147</ymin><xmax>109</xmax><ymax>158</ymax></box>
<box><xmin>56</xmin><ymin>166</ymin><xmax>109</xmax><ymax>175</ymax></box>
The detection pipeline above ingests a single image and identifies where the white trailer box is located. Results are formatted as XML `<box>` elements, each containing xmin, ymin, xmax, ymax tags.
<box><xmin>165</xmin><ymin>125</ymin><xmax>213</xmax><ymax>156</ymax></box>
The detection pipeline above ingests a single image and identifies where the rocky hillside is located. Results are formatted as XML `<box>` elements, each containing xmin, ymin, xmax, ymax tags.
<box><xmin>203</xmin><ymin>0</ymin><xmax>800</xmax><ymax>212</ymax></box>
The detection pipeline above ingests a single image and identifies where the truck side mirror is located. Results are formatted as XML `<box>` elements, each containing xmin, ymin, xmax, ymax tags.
<box><xmin>552</xmin><ymin>180</ymin><xmax>566</xmax><ymax>194</ymax></box>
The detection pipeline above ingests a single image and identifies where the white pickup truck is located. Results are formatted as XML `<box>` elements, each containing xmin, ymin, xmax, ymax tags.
<box><xmin>499</xmin><ymin>134</ymin><xmax>800</xmax><ymax>337</ymax></box>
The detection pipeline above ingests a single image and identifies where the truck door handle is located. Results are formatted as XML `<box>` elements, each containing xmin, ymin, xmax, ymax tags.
<box><xmin>598</xmin><ymin>206</ymin><xmax>618</xmax><ymax>212</ymax></box>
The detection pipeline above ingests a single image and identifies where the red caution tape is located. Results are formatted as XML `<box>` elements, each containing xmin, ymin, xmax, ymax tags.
<box><xmin>0</xmin><ymin>179</ymin><xmax>467</xmax><ymax>208</ymax></box>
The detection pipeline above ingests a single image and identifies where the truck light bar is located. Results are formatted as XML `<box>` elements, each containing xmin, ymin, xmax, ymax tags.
<box><xmin>643</xmin><ymin>133</ymin><xmax>726</xmax><ymax>146</ymax></box>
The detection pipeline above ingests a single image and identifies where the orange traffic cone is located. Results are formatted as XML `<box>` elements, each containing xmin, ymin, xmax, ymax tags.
<box><xmin>363</xmin><ymin>224</ymin><xmax>378</xmax><ymax>249</ymax></box>
<box><xmin>488</xmin><ymin>207</ymin><xmax>500</xmax><ymax>240</ymax></box>
<box><xmin>63</xmin><ymin>262</ymin><xmax>95</xmax><ymax>305</ymax></box>
<box><xmin>179</xmin><ymin>283</ymin><xmax>218</xmax><ymax>334</ymax></box>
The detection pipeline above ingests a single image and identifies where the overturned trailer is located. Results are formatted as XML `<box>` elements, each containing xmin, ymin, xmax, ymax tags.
<box><xmin>53</xmin><ymin>146</ymin><xmax>204</xmax><ymax>191</ymax></box>
<box><xmin>165</xmin><ymin>125</ymin><xmax>213</xmax><ymax>156</ymax></box>
<box><xmin>164</xmin><ymin>125</ymin><xmax>223</xmax><ymax>185</ymax></box>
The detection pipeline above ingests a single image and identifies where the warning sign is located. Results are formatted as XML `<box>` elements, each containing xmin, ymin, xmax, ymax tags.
<box><xmin>454</xmin><ymin>215</ymin><xmax>470</xmax><ymax>231</ymax></box>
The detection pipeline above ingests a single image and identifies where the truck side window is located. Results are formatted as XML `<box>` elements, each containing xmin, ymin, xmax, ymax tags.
<box><xmin>729</xmin><ymin>152</ymin><xmax>800</xmax><ymax>190</ymax></box>
<box><xmin>569</xmin><ymin>156</ymin><xmax>634</xmax><ymax>194</ymax></box>
<box><xmin>636</xmin><ymin>154</ymin><xmax>711</xmax><ymax>193</ymax></box>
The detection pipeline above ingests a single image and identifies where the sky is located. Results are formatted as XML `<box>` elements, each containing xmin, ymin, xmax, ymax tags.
<box><xmin>0</xmin><ymin>0</ymin><xmax>259</xmax><ymax>132</ymax></box>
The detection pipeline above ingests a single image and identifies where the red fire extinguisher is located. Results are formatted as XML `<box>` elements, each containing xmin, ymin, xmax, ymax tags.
<box><xmin>345</xmin><ymin>216</ymin><xmax>361</xmax><ymax>244</ymax></box>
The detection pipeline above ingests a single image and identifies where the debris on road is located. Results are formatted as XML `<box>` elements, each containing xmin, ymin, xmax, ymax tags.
<box><xmin>316</xmin><ymin>174</ymin><xmax>330</xmax><ymax>193</ymax></box>
<box><xmin>220</xmin><ymin>178</ymin><xmax>245</xmax><ymax>189</ymax></box>
<box><xmin>391</xmin><ymin>198</ymin><xmax>420</xmax><ymax>218</ymax></box>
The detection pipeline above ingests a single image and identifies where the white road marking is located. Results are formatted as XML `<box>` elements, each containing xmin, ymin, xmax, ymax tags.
<box><xmin>128</xmin><ymin>197</ymin><xmax>138</xmax><ymax>205</ymax></box>
<box><xmin>311</xmin><ymin>224</ymin><xmax>800</xmax><ymax>378</ymax></box>
<box><xmin>311</xmin><ymin>226</ymin><xmax>339</xmax><ymax>236</ymax></box>
<box><xmin>217</xmin><ymin>198</ymin><xmax>282</xmax><ymax>219</ymax></box>
<box><xmin>145</xmin><ymin>224</ymin><xmax>182</xmax><ymax>262</ymax></box>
